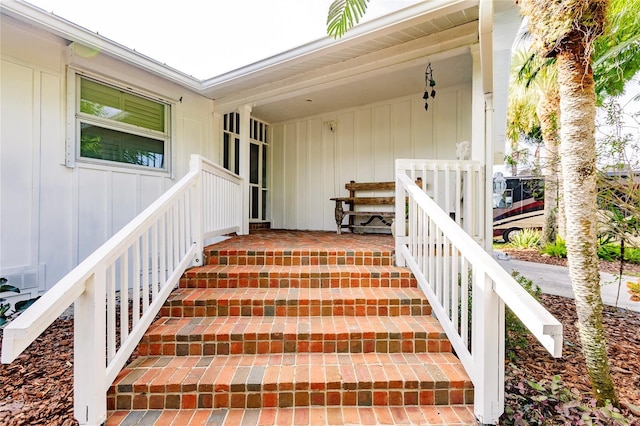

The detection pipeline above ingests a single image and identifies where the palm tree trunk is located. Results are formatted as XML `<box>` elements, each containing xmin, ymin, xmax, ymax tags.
<box><xmin>557</xmin><ymin>160</ymin><xmax>566</xmax><ymax>241</ymax></box>
<box><xmin>537</xmin><ymin>91</ymin><xmax>560</xmax><ymax>245</ymax></box>
<box><xmin>556</xmin><ymin>45</ymin><xmax>618</xmax><ymax>406</ymax></box>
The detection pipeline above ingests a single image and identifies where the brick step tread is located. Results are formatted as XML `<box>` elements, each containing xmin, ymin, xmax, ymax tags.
<box><xmin>109</xmin><ymin>353</ymin><xmax>473</xmax><ymax>410</ymax></box>
<box><xmin>138</xmin><ymin>315</ymin><xmax>450</xmax><ymax>356</ymax></box>
<box><xmin>205</xmin><ymin>248</ymin><xmax>394</xmax><ymax>267</ymax></box>
<box><xmin>186</xmin><ymin>264</ymin><xmax>414</xmax><ymax>278</ymax></box>
<box><xmin>162</xmin><ymin>287</ymin><xmax>431</xmax><ymax>317</ymax></box>
<box><xmin>106</xmin><ymin>405</ymin><xmax>477</xmax><ymax>425</ymax></box>
<box><xmin>181</xmin><ymin>265</ymin><xmax>416</xmax><ymax>289</ymax></box>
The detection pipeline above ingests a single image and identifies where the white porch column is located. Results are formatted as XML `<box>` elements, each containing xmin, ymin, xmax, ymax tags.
<box><xmin>471</xmin><ymin>43</ymin><xmax>496</xmax><ymax>253</ymax></box>
<box><xmin>470</xmin><ymin>44</ymin><xmax>491</xmax><ymax>251</ymax></box>
<box><xmin>470</xmin><ymin>44</ymin><xmax>484</xmax><ymax>165</ymax></box>
<box><xmin>474</xmin><ymin>2</ymin><xmax>505</xmax><ymax>424</ymax></box>
<box><xmin>212</xmin><ymin>112</ymin><xmax>223</xmax><ymax>167</ymax></box>
<box><xmin>239</xmin><ymin>104</ymin><xmax>252</xmax><ymax>235</ymax></box>
<box><xmin>478</xmin><ymin>0</ymin><xmax>495</xmax><ymax>254</ymax></box>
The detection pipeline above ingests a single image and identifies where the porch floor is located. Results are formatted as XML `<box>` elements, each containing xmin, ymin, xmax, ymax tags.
<box><xmin>206</xmin><ymin>229</ymin><xmax>395</xmax><ymax>252</ymax></box>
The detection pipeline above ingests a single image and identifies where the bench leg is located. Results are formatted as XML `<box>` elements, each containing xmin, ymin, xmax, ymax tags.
<box><xmin>334</xmin><ymin>201</ymin><xmax>345</xmax><ymax>234</ymax></box>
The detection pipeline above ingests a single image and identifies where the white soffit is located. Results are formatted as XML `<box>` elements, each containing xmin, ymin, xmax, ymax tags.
<box><xmin>202</xmin><ymin>0</ymin><xmax>480</xmax><ymax>100</ymax></box>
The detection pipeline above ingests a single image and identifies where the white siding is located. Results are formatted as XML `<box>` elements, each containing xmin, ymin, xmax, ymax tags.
<box><xmin>296</xmin><ymin>121</ymin><xmax>309</xmax><ymax>230</ymax></box>
<box><xmin>270</xmin><ymin>88</ymin><xmax>472</xmax><ymax>231</ymax></box>
<box><xmin>307</xmin><ymin>119</ymin><xmax>325</xmax><ymax>230</ymax></box>
<box><xmin>0</xmin><ymin>18</ymin><xmax>218</xmax><ymax>291</ymax></box>
<box><xmin>1</xmin><ymin>60</ymin><xmax>36</xmax><ymax>269</ymax></box>
<box><xmin>321</xmin><ymin>120</ymin><xmax>337</xmax><ymax>230</ymax></box>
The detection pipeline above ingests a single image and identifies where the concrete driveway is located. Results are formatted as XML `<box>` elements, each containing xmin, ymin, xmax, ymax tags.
<box><xmin>494</xmin><ymin>253</ymin><xmax>640</xmax><ymax>313</ymax></box>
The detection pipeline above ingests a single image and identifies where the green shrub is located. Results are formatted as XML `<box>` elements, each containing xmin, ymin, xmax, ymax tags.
<box><xmin>598</xmin><ymin>243</ymin><xmax>620</xmax><ymax>262</ymax></box>
<box><xmin>595</xmin><ymin>243</ymin><xmax>640</xmax><ymax>265</ymax></box>
<box><xmin>506</xmin><ymin>228</ymin><xmax>542</xmax><ymax>249</ymax></box>
<box><xmin>542</xmin><ymin>237</ymin><xmax>567</xmax><ymax>258</ymax></box>
<box><xmin>542</xmin><ymin>238</ymin><xmax>640</xmax><ymax>265</ymax></box>
<box><xmin>624</xmin><ymin>246</ymin><xmax>640</xmax><ymax>264</ymax></box>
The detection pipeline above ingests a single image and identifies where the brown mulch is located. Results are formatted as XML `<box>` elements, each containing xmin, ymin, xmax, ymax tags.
<box><xmin>506</xmin><ymin>293</ymin><xmax>640</xmax><ymax>423</ymax></box>
<box><xmin>0</xmin><ymin>255</ymin><xmax>639</xmax><ymax>425</ymax></box>
<box><xmin>0</xmin><ymin>319</ymin><xmax>76</xmax><ymax>426</ymax></box>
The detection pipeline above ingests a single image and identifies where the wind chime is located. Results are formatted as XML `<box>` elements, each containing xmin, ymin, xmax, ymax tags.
<box><xmin>423</xmin><ymin>62</ymin><xmax>436</xmax><ymax>111</ymax></box>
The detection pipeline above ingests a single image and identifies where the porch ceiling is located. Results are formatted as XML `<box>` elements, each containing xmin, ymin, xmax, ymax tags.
<box><xmin>206</xmin><ymin>0</ymin><xmax>482</xmax><ymax>123</ymax></box>
<box><xmin>250</xmin><ymin>53</ymin><xmax>473</xmax><ymax>123</ymax></box>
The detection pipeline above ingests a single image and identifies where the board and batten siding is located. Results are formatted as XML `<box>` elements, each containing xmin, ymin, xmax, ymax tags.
<box><xmin>270</xmin><ymin>87</ymin><xmax>472</xmax><ymax>231</ymax></box>
<box><xmin>0</xmin><ymin>17</ymin><xmax>217</xmax><ymax>293</ymax></box>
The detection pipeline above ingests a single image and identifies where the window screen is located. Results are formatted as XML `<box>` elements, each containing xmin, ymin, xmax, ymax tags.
<box><xmin>77</xmin><ymin>77</ymin><xmax>169</xmax><ymax>170</ymax></box>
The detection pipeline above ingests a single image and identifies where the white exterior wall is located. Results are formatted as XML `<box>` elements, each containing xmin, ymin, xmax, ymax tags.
<box><xmin>270</xmin><ymin>86</ymin><xmax>472</xmax><ymax>231</ymax></box>
<box><xmin>0</xmin><ymin>17</ymin><xmax>217</xmax><ymax>293</ymax></box>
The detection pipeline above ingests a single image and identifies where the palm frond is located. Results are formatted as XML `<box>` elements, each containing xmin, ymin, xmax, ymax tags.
<box><xmin>327</xmin><ymin>0</ymin><xmax>370</xmax><ymax>39</ymax></box>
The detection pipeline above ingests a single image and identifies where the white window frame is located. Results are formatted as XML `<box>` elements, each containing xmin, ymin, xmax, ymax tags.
<box><xmin>66</xmin><ymin>69</ymin><xmax>172</xmax><ymax>174</ymax></box>
<box><xmin>249</xmin><ymin>117</ymin><xmax>269</xmax><ymax>223</ymax></box>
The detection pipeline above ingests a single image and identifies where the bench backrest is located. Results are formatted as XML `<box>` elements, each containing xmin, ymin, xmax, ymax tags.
<box><xmin>345</xmin><ymin>178</ymin><xmax>422</xmax><ymax>195</ymax></box>
<box><xmin>345</xmin><ymin>181</ymin><xmax>395</xmax><ymax>192</ymax></box>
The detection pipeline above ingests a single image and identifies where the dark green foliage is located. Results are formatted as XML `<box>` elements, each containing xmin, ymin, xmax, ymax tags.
<box><xmin>597</xmin><ymin>243</ymin><xmax>620</xmax><ymax>262</ymax></box>
<box><xmin>14</xmin><ymin>297</ymin><xmax>39</xmax><ymax>313</ymax></box>
<box><xmin>0</xmin><ymin>277</ymin><xmax>20</xmax><ymax>326</ymax></box>
<box><xmin>597</xmin><ymin>243</ymin><xmax>640</xmax><ymax>264</ymax></box>
<box><xmin>593</xmin><ymin>0</ymin><xmax>640</xmax><ymax>103</ymax></box>
<box><xmin>0</xmin><ymin>277</ymin><xmax>39</xmax><ymax>327</ymax></box>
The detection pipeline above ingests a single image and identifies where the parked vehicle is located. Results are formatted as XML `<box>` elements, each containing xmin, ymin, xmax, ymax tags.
<box><xmin>492</xmin><ymin>174</ymin><xmax>544</xmax><ymax>242</ymax></box>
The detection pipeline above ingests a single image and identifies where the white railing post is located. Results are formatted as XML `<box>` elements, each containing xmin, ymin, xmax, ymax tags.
<box><xmin>190</xmin><ymin>155</ymin><xmax>204</xmax><ymax>266</ymax></box>
<box><xmin>471</xmin><ymin>270</ymin><xmax>505</xmax><ymax>425</ymax></box>
<box><xmin>395</xmin><ymin>164</ymin><xmax>407</xmax><ymax>267</ymax></box>
<box><xmin>74</xmin><ymin>268</ymin><xmax>107</xmax><ymax>425</ymax></box>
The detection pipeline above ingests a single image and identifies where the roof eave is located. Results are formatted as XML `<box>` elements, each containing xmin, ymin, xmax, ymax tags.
<box><xmin>200</xmin><ymin>0</ymin><xmax>479</xmax><ymax>92</ymax></box>
<box><xmin>0</xmin><ymin>0</ymin><xmax>203</xmax><ymax>92</ymax></box>
<box><xmin>2</xmin><ymin>0</ymin><xmax>482</xmax><ymax>99</ymax></box>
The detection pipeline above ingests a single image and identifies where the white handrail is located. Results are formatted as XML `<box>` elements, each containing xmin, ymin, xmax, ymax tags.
<box><xmin>395</xmin><ymin>161</ymin><xmax>562</xmax><ymax>425</ymax></box>
<box><xmin>1</xmin><ymin>154</ymin><xmax>242</xmax><ymax>425</ymax></box>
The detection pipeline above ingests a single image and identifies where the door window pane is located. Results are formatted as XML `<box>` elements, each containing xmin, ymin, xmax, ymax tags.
<box><xmin>262</xmin><ymin>146</ymin><xmax>267</xmax><ymax>188</ymax></box>
<box><xmin>251</xmin><ymin>187</ymin><xmax>259</xmax><ymax>219</ymax></box>
<box><xmin>250</xmin><ymin>144</ymin><xmax>259</xmax><ymax>184</ymax></box>
<box><xmin>223</xmin><ymin>133</ymin><xmax>230</xmax><ymax>170</ymax></box>
<box><xmin>234</xmin><ymin>138</ymin><xmax>240</xmax><ymax>175</ymax></box>
<box><xmin>262</xmin><ymin>190</ymin><xmax>267</xmax><ymax>220</ymax></box>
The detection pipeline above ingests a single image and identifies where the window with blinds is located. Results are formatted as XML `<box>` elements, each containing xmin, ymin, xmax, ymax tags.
<box><xmin>77</xmin><ymin>77</ymin><xmax>169</xmax><ymax>170</ymax></box>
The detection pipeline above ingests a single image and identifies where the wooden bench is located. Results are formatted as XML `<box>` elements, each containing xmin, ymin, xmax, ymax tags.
<box><xmin>330</xmin><ymin>181</ymin><xmax>394</xmax><ymax>234</ymax></box>
<box><xmin>330</xmin><ymin>179</ymin><xmax>421</xmax><ymax>234</ymax></box>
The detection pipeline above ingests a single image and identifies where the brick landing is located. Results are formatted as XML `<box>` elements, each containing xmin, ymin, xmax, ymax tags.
<box><xmin>107</xmin><ymin>231</ymin><xmax>474</xmax><ymax>425</ymax></box>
